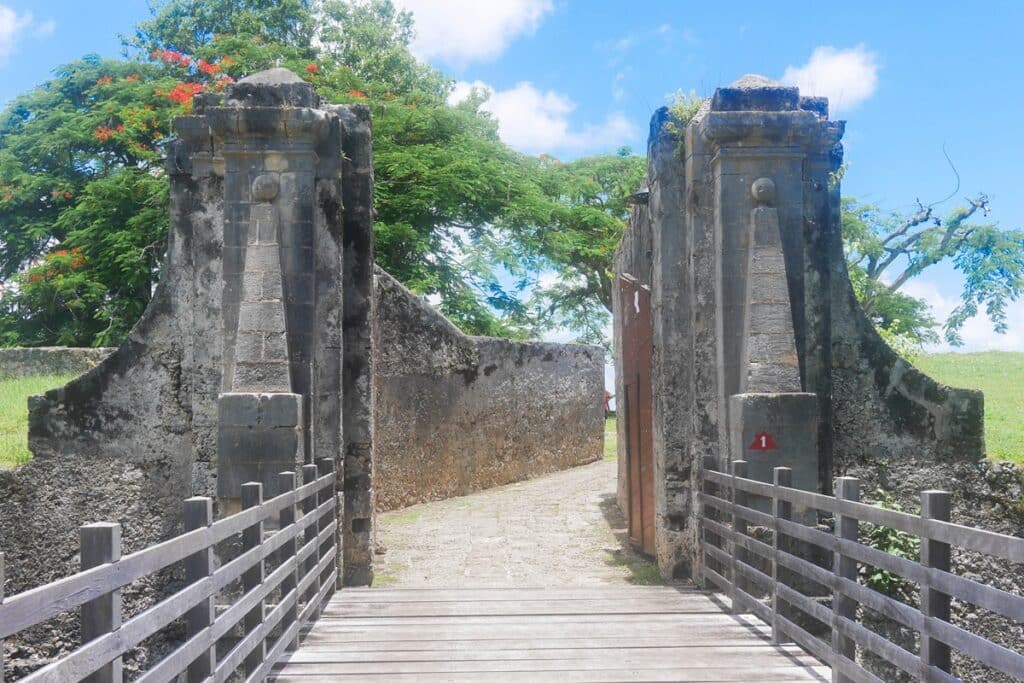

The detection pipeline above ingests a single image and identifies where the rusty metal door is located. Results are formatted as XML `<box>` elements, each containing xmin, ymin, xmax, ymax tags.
<box><xmin>618</xmin><ymin>274</ymin><xmax>655</xmax><ymax>555</ymax></box>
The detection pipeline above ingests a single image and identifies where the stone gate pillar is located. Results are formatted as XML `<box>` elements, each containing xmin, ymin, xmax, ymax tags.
<box><xmin>693</xmin><ymin>76</ymin><xmax>843</xmax><ymax>500</ymax></box>
<box><xmin>168</xmin><ymin>69</ymin><xmax>373</xmax><ymax>582</ymax></box>
<box><xmin>618</xmin><ymin>74</ymin><xmax>844</xmax><ymax>580</ymax></box>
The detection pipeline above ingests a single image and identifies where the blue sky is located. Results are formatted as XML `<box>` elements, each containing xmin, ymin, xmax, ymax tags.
<box><xmin>1</xmin><ymin>0</ymin><xmax>1022</xmax><ymax>352</ymax></box>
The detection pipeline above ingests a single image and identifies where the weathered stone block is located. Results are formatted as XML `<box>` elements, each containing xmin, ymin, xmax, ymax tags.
<box><xmin>260</xmin><ymin>392</ymin><xmax>301</xmax><ymax>427</ymax></box>
<box><xmin>235</xmin><ymin>332</ymin><xmax>264</xmax><ymax>362</ymax></box>
<box><xmin>237</xmin><ymin>301</ymin><xmax>285</xmax><ymax>333</ymax></box>
<box><xmin>245</xmin><ymin>244</ymin><xmax>280</xmax><ymax>271</ymax></box>
<box><xmin>233</xmin><ymin>361</ymin><xmax>290</xmax><ymax>392</ymax></box>
<box><xmin>219</xmin><ymin>392</ymin><xmax>260</xmax><ymax>426</ymax></box>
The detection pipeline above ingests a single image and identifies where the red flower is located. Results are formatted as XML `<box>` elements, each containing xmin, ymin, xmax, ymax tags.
<box><xmin>96</xmin><ymin>75</ymin><xmax>112</xmax><ymax>86</ymax></box>
<box><xmin>93</xmin><ymin>125</ymin><xmax>115</xmax><ymax>142</ymax></box>
<box><xmin>166</xmin><ymin>82</ymin><xmax>204</xmax><ymax>105</ymax></box>
<box><xmin>63</xmin><ymin>191</ymin><xmax>72</xmax><ymax>200</ymax></box>
<box><xmin>348</xmin><ymin>89</ymin><xmax>367</xmax><ymax>99</ymax></box>
<box><xmin>220</xmin><ymin>56</ymin><xmax>236</xmax><ymax>67</ymax></box>
<box><xmin>124</xmin><ymin>74</ymin><xmax>140</xmax><ymax>82</ymax></box>
<box><xmin>197</xmin><ymin>59</ymin><xmax>221</xmax><ymax>75</ymax></box>
<box><xmin>306</xmin><ymin>63</ymin><xmax>318</xmax><ymax>74</ymax></box>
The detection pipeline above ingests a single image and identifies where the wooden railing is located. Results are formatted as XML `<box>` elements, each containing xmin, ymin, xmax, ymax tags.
<box><xmin>699</xmin><ymin>457</ymin><xmax>1024</xmax><ymax>683</ymax></box>
<box><xmin>0</xmin><ymin>458</ymin><xmax>338</xmax><ymax>682</ymax></box>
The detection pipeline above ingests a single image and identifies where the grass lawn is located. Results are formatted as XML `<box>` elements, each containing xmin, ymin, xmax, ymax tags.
<box><xmin>0</xmin><ymin>374</ymin><xmax>76</xmax><ymax>468</ymax></box>
<box><xmin>914</xmin><ymin>351</ymin><xmax>1024</xmax><ymax>465</ymax></box>
<box><xmin>604</xmin><ymin>415</ymin><xmax>617</xmax><ymax>460</ymax></box>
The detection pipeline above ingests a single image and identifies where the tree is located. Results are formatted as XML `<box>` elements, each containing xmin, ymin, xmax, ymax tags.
<box><xmin>518</xmin><ymin>149</ymin><xmax>646</xmax><ymax>344</ymax></box>
<box><xmin>842</xmin><ymin>196</ymin><xmax>1024</xmax><ymax>347</ymax></box>
<box><xmin>0</xmin><ymin>0</ymin><xmax>559</xmax><ymax>345</ymax></box>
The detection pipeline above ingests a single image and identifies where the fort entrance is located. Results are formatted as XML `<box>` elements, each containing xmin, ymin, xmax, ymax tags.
<box><xmin>0</xmin><ymin>70</ymin><xmax>1022</xmax><ymax>683</ymax></box>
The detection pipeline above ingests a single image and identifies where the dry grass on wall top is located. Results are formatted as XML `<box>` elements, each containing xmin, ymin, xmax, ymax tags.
<box><xmin>913</xmin><ymin>351</ymin><xmax>1024</xmax><ymax>465</ymax></box>
<box><xmin>0</xmin><ymin>374</ymin><xmax>76</xmax><ymax>468</ymax></box>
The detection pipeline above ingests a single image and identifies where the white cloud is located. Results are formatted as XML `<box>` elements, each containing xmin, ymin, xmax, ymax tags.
<box><xmin>0</xmin><ymin>5</ymin><xmax>32</xmax><ymax>62</ymax></box>
<box><xmin>781</xmin><ymin>45</ymin><xmax>879</xmax><ymax>115</ymax></box>
<box><xmin>394</xmin><ymin>0</ymin><xmax>552</xmax><ymax>65</ymax></box>
<box><xmin>33</xmin><ymin>18</ymin><xmax>55</xmax><ymax>38</ymax></box>
<box><xmin>611</xmin><ymin>69</ymin><xmax>629</xmax><ymax>101</ymax></box>
<box><xmin>450</xmin><ymin>80</ymin><xmax>638</xmax><ymax>154</ymax></box>
<box><xmin>901</xmin><ymin>279</ymin><xmax>1024</xmax><ymax>352</ymax></box>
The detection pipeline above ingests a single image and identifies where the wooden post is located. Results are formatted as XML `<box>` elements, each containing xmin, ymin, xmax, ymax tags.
<box><xmin>317</xmin><ymin>458</ymin><xmax>335</xmax><ymax>592</ymax></box>
<box><xmin>1</xmin><ymin>551</ymin><xmax>5</xmax><ymax>681</ymax></box>
<box><xmin>81</xmin><ymin>522</ymin><xmax>123</xmax><ymax>683</ymax></box>
<box><xmin>832</xmin><ymin>477</ymin><xmax>859</xmax><ymax>683</ymax></box>
<box><xmin>278</xmin><ymin>471</ymin><xmax>299</xmax><ymax>650</ymax></box>
<box><xmin>302</xmin><ymin>463</ymin><xmax>322</xmax><ymax>617</ymax></box>
<box><xmin>184</xmin><ymin>497</ymin><xmax>215</xmax><ymax>682</ymax></box>
<box><xmin>772</xmin><ymin>467</ymin><xmax>793</xmax><ymax>645</ymax></box>
<box><xmin>920</xmin><ymin>490</ymin><xmax>952</xmax><ymax>676</ymax></box>
<box><xmin>241</xmin><ymin>482</ymin><xmax>265</xmax><ymax>675</ymax></box>
<box><xmin>701</xmin><ymin>455</ymin><xmax>720</xmax><ymax>585</ymax></box>
<box><xmin>730</xmin><ymin>460</ymin><xmax>748</xmax><ymax>613</ymax></box>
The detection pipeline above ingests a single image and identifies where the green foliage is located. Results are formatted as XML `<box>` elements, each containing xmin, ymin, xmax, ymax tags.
<box><xmin>524</xmin><ymin>148</ymin><xmax>646</xmax><ymax>344</ymax></box>
<box><xmin>842</xmin><ymin>196</ymin><xmax>1024</xmax><ymax>348</ymax></box>
<box><xmin>0</xmin><ymin>56</ymin><xmax>185</xmax><ymax>346</ymax></box>
<box><xmin>860</xmin><ymin>489</ymin><xmax>920</xmax><ymax>597</ymax></box>
<box><xmin>0</xmin><ymin>0</ymin><xmax>563</xmax><ymax>344</ymax></box>
<box><xmin>0</xmin><ymin>374</ymin><xmax>77</xmax><ymax>467</ymax></box>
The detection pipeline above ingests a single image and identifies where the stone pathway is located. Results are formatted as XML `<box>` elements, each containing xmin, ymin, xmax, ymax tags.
<box><xmin>372</xmin><ymin>459</ymin><xmax>664</xmax><ymax>587</ymax></box>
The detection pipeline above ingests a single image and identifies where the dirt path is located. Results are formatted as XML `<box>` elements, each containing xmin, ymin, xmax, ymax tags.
<box><xmin>372</xmin><ymin>459</ymin><xmax>664</xmax><ymax>588</ymax></box>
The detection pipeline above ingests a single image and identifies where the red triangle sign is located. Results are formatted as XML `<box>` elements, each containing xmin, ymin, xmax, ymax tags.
<box><xmin>749</xmin><ymin>431</ymin><xmax>778</xmax><ymax>451</ymax></box>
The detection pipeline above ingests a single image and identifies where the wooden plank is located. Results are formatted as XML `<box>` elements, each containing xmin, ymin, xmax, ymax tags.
<box><xmin>926</xmin><ymin>614</ymin><xmax>1024</xmax><ymax>679</ymax></box>
<box><xmin>324</xmin><ymin>598</ymin><xmax>729</xmax><ymax>618</ymax></box>
<box><xmin>216</xmin><ymin>582</ymin><xmax>297</xmax><ymax>683</ymax></box>
<box><xmin>832</xmin><ymin>613</ymin><xmax>918</xmax><ymax>678</ymax></box>
<box><xmin>333</xmin><ymin>586</ymin><xmax>706</xmax><ymax>602</ymax></box>
<box><xmin>0</xmin><ymin>496</ymin><xmax>293</xmax><ymax>639</ymax></box>
<box><xmin>293</xmin><ymin>634</ymin><xmax>788</xmax><ymax>652</ymax></box>
<box><xmin>278</xmin><ymin>645</ymin><xmax>823</xmax><ymax>666</ymax></box>
<box><xmin>134</xmin><ymin>553</ymin><xmax>299</xmax><ymax>683</ymax></box>
<box><xmin>279</xmin><ymin>647</ymin><xmax>820</xmax><ymax>666</ymax></box>
<box><xmin>311</xmin><ymin>613</ymin><xmax>768</xmax><ymax>629</ymax></box>
<box><xmin>273</xmin><ymin>668</ymin><xmax>828</xmax><ymax>683</ymax></box>
<box><xmin>247</xmin><ymin>618</ymin><xmax>302</xmax><ymax>683</ymax></box>
<box><xmin>271</xmin><ymin>659</ymin><xmax>827</xmax><ymax>677</ymax></box>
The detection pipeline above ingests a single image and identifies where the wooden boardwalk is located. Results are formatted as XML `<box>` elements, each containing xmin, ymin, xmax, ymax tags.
<box><xmin>272</xmin><ymin>585</ymin><xmax>829</xmax><ymax>681</ymax></box>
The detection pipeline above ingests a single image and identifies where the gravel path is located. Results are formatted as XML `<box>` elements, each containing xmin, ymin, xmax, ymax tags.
<box><xmin>372</xmin><ymin>459</ymin><xmax>663</xmax><ymax>588</ymax></box>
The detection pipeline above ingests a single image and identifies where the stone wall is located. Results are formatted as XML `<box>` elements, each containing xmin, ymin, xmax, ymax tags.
<box><xmin>373</xmin><ymin>269</ymin><xmax>605</xmax><ymax>511</ymax></box>
<box><xmin>831</xmin><ymin>280</ymin><xmax>1021</xmax><ymax>681</ymax></box>
<box><xmin>0</xmin><ymin>347</ymin><xmax>115</xmax><ymax>379</ymax></box>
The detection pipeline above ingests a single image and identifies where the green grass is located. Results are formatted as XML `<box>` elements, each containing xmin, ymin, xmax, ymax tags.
<box><xmin>604</xmin><ymin>416</ymin><xmax>617</xmax><ymax>461</ymax></box>
<box><xmin>0</xmin><ymin>374</ymin><xmax>76</xmax><ymax>468</ymax></box>
<box><xmin>914</xmin><ymin>351</ymin><xmax>1024</xmax><ymax>465</ymax></box>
